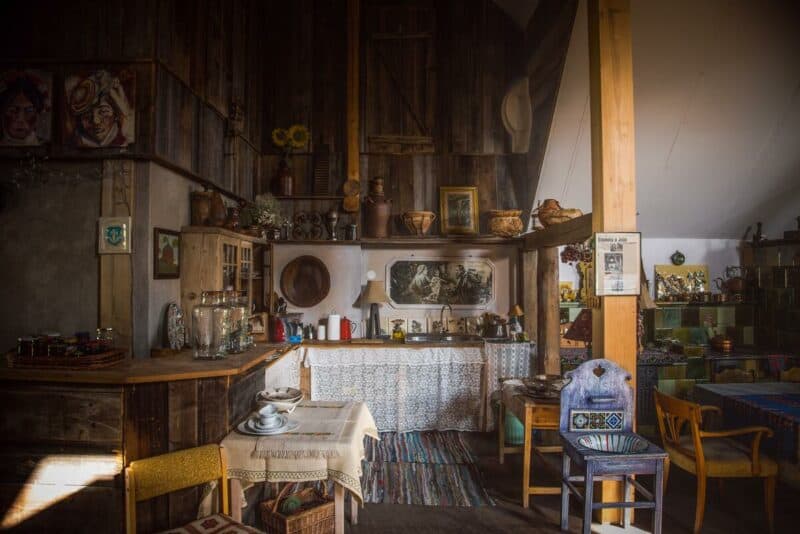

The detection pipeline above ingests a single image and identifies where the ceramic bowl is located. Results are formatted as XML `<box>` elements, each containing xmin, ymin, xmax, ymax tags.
<box><xmin>402</xmin><ymin>211</ymin><xmax>437</xmax><ymax>237</ymax></box>
<box><xmin>256</xmin><ymin>388</ymin><xmax>304</xmax><ymax>413</ymax></box>
<box><xmin>488</xmin><ymin>210</ymin><xmax>523</xmax><ymax>237</ymax></box>
<box><xmin>576</xmin><ymin>433</ymin><xmax>649</xmax><ymax>454</ymax></box>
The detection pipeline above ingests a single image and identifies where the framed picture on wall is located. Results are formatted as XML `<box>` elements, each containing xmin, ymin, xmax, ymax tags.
<box><xmin>386</xmin><ymin>257</ymin><xmax>495</xmax><ymax>309</ymax></box>
<box><xmin>439</xmin><ymin>186</ymin><xmax>479</xmax><ymax>235</ymax></box>
<box><xmin>153</xmin><ymin>227</ymin><xmax>180</xmax><ymax>279</ymax></box>
<box><xmin>98</xmin><ymin>216</ymin><xmax>131</xmax><ymax>254</ymax></box>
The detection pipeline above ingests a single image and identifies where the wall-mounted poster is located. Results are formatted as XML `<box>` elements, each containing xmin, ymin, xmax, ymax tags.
<box><xmin>0</xmin><ymin>70</ymin><xmax>52</xmax><ymax>146</ymax></box>
<box><xmin>387</xmin><ymin>257</ymin><xmax>495</xmax><ymax>308</ymax></box>
<box><xmin>64</xmin><ymin>69</ymin><xmax>135</xmax><ymax>148</ymax></box>
<box><xmin>594</xmin><ymin>232</ymin><xmax>641</xmax><ymax>296</ymax></box>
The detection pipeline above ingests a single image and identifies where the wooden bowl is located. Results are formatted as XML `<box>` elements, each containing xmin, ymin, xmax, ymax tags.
<box><xmin>539</xmin><ymin>208</ymin><xmax>583</xmax><ymax>227</ymax></box>
<box><xmin>488</xmin><ymin>209</ymin><xmax>523</xmax><ymax>237</ymax></box>
<box><xmin>402</xmin><ymin>211</ymin><xmax>437</xmax><ymax>236</ymax></box>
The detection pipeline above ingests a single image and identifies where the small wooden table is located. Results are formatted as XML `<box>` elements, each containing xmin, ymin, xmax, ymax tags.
<box><xmin>499</xmin><ymin>387</ymin><xmax>562</xmax><ymax>507</ymax></box>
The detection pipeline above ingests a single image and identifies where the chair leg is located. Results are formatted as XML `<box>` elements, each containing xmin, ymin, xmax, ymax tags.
<box><xmin>583</xmin><ymin>469</ymin><xmax>594</xmax><ymax>534</ymax></box>
<box><xmin>764</xmin><ymin>476</ymin><xmax>776</xmax><ymax>534</ymax></box>
<box><xmin>663</xmin><ymin>459</ymin><xmax>670</xmax><ymax>493</ymax></box>
<box><xmin>560</xmin><ymin>454</ymin><xmax>571</xmax><ymax>531</ymax></box>
<box><xmin>693</xmin><ymin>474</ymin><xmax>707</xmax><ymax>534</ymax></box>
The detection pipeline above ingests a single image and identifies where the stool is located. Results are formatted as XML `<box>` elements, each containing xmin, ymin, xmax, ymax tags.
<box><xmin>560</xmin><ymin>432</ymin><xmax>667</xmax><ymax>534</ymax></box>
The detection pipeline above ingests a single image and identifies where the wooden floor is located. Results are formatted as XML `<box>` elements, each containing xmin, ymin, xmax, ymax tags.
<box><xmin>347</xmin><ymin>432</ymin><xmax>799</xmax><ymax>533</ymax></box>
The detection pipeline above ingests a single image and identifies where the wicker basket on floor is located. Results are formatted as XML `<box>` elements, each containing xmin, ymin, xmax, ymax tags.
<box><xmin>260</xmin><ymin>484</ymin><xmax>334</xmax><ymax>534</ymax></box>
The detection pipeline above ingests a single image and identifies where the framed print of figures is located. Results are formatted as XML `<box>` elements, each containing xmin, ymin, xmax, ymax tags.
<box><xmin>154</xmin><ymin>228</ymin><xmax>180</xmax><ymax>279</ymax></box>
<box><xmin>64</xmin><ymin>69</ymin><xmax>135</xmax><ymax>148</ymax></box>
<box><xmin>387</xmin><ymin>257</ymin><xmax>495</xmax><ymax>309</ymax></box>
<box><xmin>439</xmin><ymin>186</ymin><xmax>479</xmax><ymax>235</ymax></box>
<box><xmin>594</xmin><ymin>232</ymin><xmax>641</xmax><ymax>296</ymax></box>
<box><xmin>0</xmin><ymin>70</ymin><xmax>52</xmax><ymax>146</ymax></box>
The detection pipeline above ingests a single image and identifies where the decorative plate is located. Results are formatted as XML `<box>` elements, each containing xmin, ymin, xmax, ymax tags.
<box><xmin>166</xmin><ymin>302</ymin><xmax>185</xmax><ymax>350</ymax></box>
<box><xmin>280</xmin><ymin>255</ymin><xmax>330</xmax><ymax>308</ymax></box>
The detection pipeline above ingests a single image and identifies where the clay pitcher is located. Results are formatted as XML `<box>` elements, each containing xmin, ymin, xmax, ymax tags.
<box><xmin>209</xmin><ymin>190</ymin><xmax>227</xmax><ymax>226</ymax></box>
<box><xmin>190</xmin><ymin>190</ymin><xmax>212</xmax><ymax>225</ymax></box>
<box><xmin>364</xmin><ymin>178</ymin><xmax>392</xmax><ymax>238</ymax></box>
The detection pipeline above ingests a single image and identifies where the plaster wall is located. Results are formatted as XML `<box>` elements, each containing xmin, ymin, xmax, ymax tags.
<box><xmin>0</xmin><ymin>162</ymin><xmax>101</xmax><ymax>350</ymax></box>
<box><xmin>271</xmin><ymin>244</ymin><xmax>520</xmax><ymax>335</ymax></box>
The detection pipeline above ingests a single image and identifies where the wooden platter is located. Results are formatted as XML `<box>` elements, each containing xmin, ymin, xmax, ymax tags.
<box><xmin>280</xmin><ymin>255</ymin><xmax>331</xmax><ymax>308</ymax></box>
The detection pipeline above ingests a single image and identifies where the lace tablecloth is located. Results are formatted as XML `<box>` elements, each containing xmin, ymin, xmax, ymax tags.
<box><xmin>483</xmin><ymin>341</ymin><xmax>533</xmax><ymax>430</ymax></box>
<box><xmin>304</xmin><ymin>346</ymin><xmax>484</xmax><ymax>432</ymax></box>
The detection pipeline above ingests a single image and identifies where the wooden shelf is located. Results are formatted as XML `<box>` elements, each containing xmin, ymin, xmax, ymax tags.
<box><xmin>360</xmin><ymin>235</ymin><xmax>522</xmax><ymax>247</ymax></box>
<box><xmin>523</xmin><ymin>213</ymin><xmax>592</xmax><ymax>250</ymax></box>
<box><xmin>271</xmin><ymin>239</ymin><xmax>361</xmax><ymax>245</ymax></box>
<box><xmin>274</xmin><ymin>195</ymin><xmax>344</xmax><ymax>201</ymax></box>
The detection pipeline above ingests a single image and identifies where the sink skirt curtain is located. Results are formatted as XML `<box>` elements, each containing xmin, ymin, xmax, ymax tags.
<box><xmin>304</xmin><ymin>346</ymin><xmax>484</xmax><ymax>432</ymax></box>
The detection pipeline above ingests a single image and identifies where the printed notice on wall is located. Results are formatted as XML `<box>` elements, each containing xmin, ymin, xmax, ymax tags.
<box><xmin>594</xmin><ymin>232</ymin><xmax>641</xmax><ymax>296</ymax></box>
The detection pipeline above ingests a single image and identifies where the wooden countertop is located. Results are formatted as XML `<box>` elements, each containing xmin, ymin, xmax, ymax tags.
<box><xmin>0</xmin><ymin>344</ymin><xmax>294</xmax><ymax>385</ymax></box>
<box><xmin>302</xmin><ymin>340</ymin><xmax>485</xmax><ymax>348</ymax></box>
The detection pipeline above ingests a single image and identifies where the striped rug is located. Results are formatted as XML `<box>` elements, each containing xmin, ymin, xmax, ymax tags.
<box><xmin>361</xmin><ymin>431</ymin><xmax>494</xmax><ymax>507</ymax></box>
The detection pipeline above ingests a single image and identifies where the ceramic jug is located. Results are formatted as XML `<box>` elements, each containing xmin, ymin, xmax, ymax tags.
<box><xmin>364</xmin><ymin>178</ymin><xmax>392</xmax><ymax>238</ymax></box>
<box><xmin>340</xmin><ymin>317</ymin><xmax>357</xmax><ymax>340</ymax></box>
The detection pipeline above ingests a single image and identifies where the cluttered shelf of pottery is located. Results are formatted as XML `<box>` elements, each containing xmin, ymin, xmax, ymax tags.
<box><xmin>359</xmin><ymin>236</ymin><xmax>523</xmax><ymax>247</ymax></box>
<box><xmin>273</xmin><ymin>195</ymin><xmax>345</xmax><ymax>201</ymax></box>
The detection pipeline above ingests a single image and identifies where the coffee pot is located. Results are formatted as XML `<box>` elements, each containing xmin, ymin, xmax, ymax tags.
<box><xmin>340</xmin><ymin>316</ymin><xmax>357</xmax><ymax>340</ymax></box>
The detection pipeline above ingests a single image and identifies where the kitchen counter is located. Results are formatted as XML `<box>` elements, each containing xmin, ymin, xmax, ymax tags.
<box><xmin>0</xmin><ymin>343</ymin><xmax>291</xmax><ymax>384</ymax></box>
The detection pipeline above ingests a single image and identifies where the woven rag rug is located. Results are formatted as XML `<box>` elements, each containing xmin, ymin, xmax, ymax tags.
<box><xmin>361</xmin><ymin>431</ymin><xmax>494</xmax><ymax>507</ymax></box>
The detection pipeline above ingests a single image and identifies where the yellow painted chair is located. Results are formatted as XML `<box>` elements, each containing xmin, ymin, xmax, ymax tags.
<box><xmin>780</xmin><ymin>367</ymin><xmax>800</xmax><ymax>382</ymax></box>
<box><xmin>653</xmin><ymin>389</ymin><xmax>777</xmax><ymax>534</ymax></box>
<box><xmin>714</xmin><ymin>368</ymin><xmax>755</xmax><ymax>383</ymax></box>
<box><xmin>125</xmin><ymin>444</ymin><xmax>258</xmax><ymax>534</ymax></box>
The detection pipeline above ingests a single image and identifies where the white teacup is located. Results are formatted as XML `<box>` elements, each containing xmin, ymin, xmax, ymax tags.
<box><xmin>256</xmin><ymin>404</ymin><xmax>281</xmax><ymax>428</ymax></box>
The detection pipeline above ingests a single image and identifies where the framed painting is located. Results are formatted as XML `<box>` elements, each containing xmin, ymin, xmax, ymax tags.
<box><xmin>654</xmin><ymin>264</ymin><xmax>710</xmax><ymax>302</ymax></box>
<box><xmin>386</xmin><ymin>257</ymin><xmax>495</xmax><ymax>309</ymax></box>
<box><xmin>1</xmin><ymin>70</ymin><xmax>52</xmax><ymax>146</ymax></box>
<box><xmin>64</xmin><ymin>68</ymin><xmax>136</xmax><ymax>148</ymax></box>
<box><xmin>154</xmin><ymin>228</ymin><xmax>180</xmax><ymax>279</ymax></box>
<box><xmin>439</xmin><ymin>186</ymin><xmax>479</xmax><ymax>235</ymax></box>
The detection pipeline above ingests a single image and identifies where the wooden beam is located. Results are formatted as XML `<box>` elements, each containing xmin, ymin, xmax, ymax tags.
<box><xmin>536</xmin><ymin>247</ymin><xmax>561</xmax><ymax>374</ymax></box>
<box><xmin>523</xmin><ymin>213</ymin><xmax>592</xmax><ymax>250</ymax></box>
<box><xmin>523</xmin><ymin>249</ymin><xmax>538</xmax><ymax>359</ymax></box>
<box><xmin>524</xmin><ymin>0</ymin><xmax>580</xmax><ymax>219</ymax></box>
<box><xmin>587</xmin><ymin>0</ymin><xmax>638</xmax><ymax>523</ymax></box>
<box><xmin>345</xmin><ymin>0</ymin><xmax>360</xmax><ymax>189</ymax></box>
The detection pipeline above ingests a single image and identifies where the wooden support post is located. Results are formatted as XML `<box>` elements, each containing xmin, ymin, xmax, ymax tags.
<box><xmin>523</xmin><ymin>249</ymin><xmax>538</xmax><ymax>364</ymax></box>
<box><xmin>99</xmin><ymin>159</ymin><xmax>134</xmax><ymax>356</ymax></box>
<box><xmin>537</xmin><ymin>247</ymin><xmax>561</xmax><ymax>374</ymax></box>
<box><xmin>587</xmin><ymin>0</ymin><xmax>638</xmax><ymax>523</ymax></box>
<box><xmin>344</xmin><ymin>0</ymin><xmax>360</xmax><ymax>213</ymax></box>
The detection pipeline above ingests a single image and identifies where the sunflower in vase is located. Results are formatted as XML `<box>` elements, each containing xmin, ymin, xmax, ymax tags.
<box><xmin>272</xmin><ymin>125</ymin><xmax>309</xmax><ymax>196</ymax></box>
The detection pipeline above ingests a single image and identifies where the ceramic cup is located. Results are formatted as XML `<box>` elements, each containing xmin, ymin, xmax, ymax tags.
<box><xmin>256</xmin><ymin>404</ymin><xmax>281</xmax><ymax>428</ymax></box>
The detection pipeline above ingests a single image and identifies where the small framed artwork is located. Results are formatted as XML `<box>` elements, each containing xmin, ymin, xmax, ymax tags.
<box><xmin>407</xmin><ymin>317</ymin><xmax>425</xmax><ymax>334</ymax></box>
<box><xmin>594</xmin><ymin>232</ymin><xmax>641</xmax><ymax>296</ymax></box>
<box><xmin>154</xmin><ymin>227</ymin><xmax>180</xmax><ymax>279</ymax></box>
<box><xmin>98</xmin><ymin>216</ymin><xmax>131</xmax><ymax>254</ymax></box>
<box><xmin>439</xmin><ymin>186</ymin><xmax>479</xmax><ymax>235</ymax></box>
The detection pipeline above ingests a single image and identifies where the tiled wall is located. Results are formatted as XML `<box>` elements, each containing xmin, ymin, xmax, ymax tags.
<box><xmin>646</xmin><ymin>303</ymin><xmax>756</xmax><ymax>347</ymax></box>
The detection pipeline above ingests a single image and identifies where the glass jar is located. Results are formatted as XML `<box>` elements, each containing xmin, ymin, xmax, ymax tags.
<box><xmin>96</xmin><ymin>328</ymin><xmax>114</xmax><ymax>351</ymax></box>
<box><xmin>225</xmin><ymin>290</ymin><xmax>249</xmax><ymax>353</ymax></box>
<box><xmin>192</xmin><ymin>291</ymin><xmax>229</xmax><ymax>360</ymax></box>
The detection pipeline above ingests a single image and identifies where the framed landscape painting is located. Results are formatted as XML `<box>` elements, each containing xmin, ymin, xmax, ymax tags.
<box><xmin>439</xmin><ymin>186</ymin><xmax>479</xmax><ymax>235</ymax></box>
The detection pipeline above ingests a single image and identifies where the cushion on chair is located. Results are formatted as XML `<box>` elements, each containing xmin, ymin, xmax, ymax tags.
<box><xmin>666</xmin><ymin>435</ymin><xmax>777</xmax><ymax>478</ymax></box>
<box><xmin>157</xmin><ymin>513</ymin><xmax>262</xmax><ymax>534</ymax></box>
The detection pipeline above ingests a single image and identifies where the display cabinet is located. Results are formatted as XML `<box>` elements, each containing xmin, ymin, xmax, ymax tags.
<box><xmin>180</xmin><ymin>226</ymin><xmax>268</xmax><ymax>337</ymax></box>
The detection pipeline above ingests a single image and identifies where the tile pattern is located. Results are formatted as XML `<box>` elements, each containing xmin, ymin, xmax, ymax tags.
<box><xmin>569</xmin><ymin>410</ymin><xmax>625</xmax><ymax>432</ymax></box>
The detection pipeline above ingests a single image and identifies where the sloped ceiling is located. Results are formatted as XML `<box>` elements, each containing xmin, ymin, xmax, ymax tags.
<box><xmin>493</xmin><ymin>0</ymin><xmax>539</xmax><ymax>29</ymax></box>
<box><xmin>534</xmin><ymin>0</ymin><xmax>800</xmax><ymax>239</ymax></box>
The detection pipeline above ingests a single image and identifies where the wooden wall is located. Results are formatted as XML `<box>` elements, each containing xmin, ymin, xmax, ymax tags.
<box><xmin>258</xmin><ymin>0</ymin><xmax>531</xmax><ymax>235</ymax></box>
<box><xmin>0</xmin><ymin>0</ymin><xmax>268</xmax><ymax>201</ymax></box>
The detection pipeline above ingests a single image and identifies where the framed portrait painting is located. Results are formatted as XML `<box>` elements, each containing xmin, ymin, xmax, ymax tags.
<box><xmin>0</xmin><ymin>70</ymin><xmax>52</xmax><ymax>146</ymax></box>
<box><xmin>64</xmin><ymin>68</ymin><xmax>136</xmax><ymax>148</ymax></box>
<box><xmin>439</xmin><ymin>186</ymin><xmax>479</xmax><ymax>235</ymax></box>
<box><xmin>154</xmin><ymin>228</ymin><xmax>180</xmax><ymax>279</ymax></box>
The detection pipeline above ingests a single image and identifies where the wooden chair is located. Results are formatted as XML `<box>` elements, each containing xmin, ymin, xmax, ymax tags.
<box><xmin>780</xmin><ymin>367</ymin><xmax>800</xmax><ymax>382</ymax></box>
<box><xmin>125</xmin><ymin>444</ymin><xmax>258</xmax><ymax>534</ymax></box>
<box><xmin>714</xmin><ymin>368</ymin><xmax>755</xmax><ymax>383</ymax></box>
<box><xmin>653</xmin><ymin>389</ymin><xmax>777</xmax><ymax>534</ymax></box>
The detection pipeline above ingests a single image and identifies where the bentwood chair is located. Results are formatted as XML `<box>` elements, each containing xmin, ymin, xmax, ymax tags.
<box><xmin>653</xmin><ymin>389</ymin><xmax>777</xmax><ymax>534</ymax></box>
<box><xmin>713</xmin><ymin>368</ymin><xmax>755</xmax><ymax>383</ymax></box>
<box><xmin>780</xmin><ymin>367</ymin><xmax>800</xmax><ymax>382</ymax></box>
<box><xmin>125</xmin><ymin>444</ymin><xmax>259</xmax><ymax>534</ymax></box>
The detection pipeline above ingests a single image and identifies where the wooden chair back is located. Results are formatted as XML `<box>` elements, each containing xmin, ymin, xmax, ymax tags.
<box><xmin>653</xmin><ymin>389</ymin><xmax>706</xmax><ymax>469</ymax></box>
<box><xmin>124</xmin><ymin>444</ymin><xmax>229</xmax><ymax>534</ymax></box>
<box><xmin>780</xmin><ymin>367</ymin><xmax>800</xmax><ymax>382</ymax></box>
<box><xmin>714</xmin><ymin>368</ymin><xmax>755</xmax><ymax>383</ymax></box>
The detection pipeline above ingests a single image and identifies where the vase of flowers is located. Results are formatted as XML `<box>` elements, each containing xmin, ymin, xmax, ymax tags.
<box><xmin>271</xmin><ymin>124</ymin><xmax>310</xmax><ymax>196</ymax></box>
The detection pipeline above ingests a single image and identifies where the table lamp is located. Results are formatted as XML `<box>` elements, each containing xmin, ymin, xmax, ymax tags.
<box><xmin>363</xmin><ymin>280</ymin><xmax>388</xmax><ymax>338</ymax></box>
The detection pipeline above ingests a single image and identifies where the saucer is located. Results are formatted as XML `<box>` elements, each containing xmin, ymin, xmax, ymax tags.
<box><xmin>237</xmin><ymin>416</ymin><xmax>299</xmax><ymax>436</ymax></box>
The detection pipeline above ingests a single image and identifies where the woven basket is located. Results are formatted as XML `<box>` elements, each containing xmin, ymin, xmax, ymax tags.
<box><xmin>260</xmin><ymin>485</ymin><xmax>334</xmax><ymax>534</ymax></box>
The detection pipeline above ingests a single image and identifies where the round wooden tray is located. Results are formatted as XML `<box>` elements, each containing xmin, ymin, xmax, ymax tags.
<box><xmin>280</xmin><ymin>255</ymin><xmax>331</xmax><ymax>308</ymax></box>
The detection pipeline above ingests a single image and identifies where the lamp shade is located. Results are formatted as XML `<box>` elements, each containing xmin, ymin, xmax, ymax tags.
<box><xmin>564</xmin><ymin>308</ymin><xmax>592</xmax><ymax>342</ymax></box>
<box><xmin>508</xmin><ymin>304</ymin><xmax>524</xmax><ymax>317</ymax></box>
<box><xmin>363</xmin><ymin>280</ymin><xmax>388</xmax><ymax>304</ymax></box>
